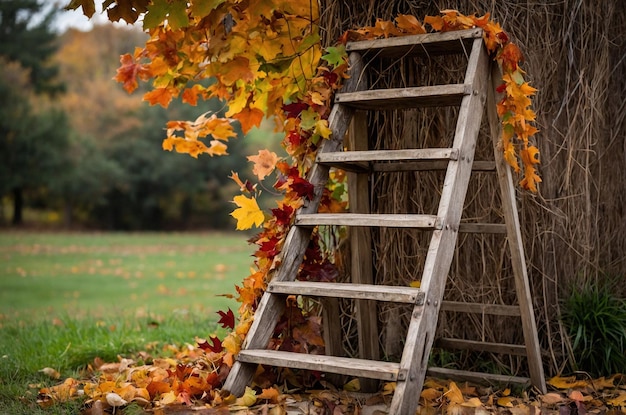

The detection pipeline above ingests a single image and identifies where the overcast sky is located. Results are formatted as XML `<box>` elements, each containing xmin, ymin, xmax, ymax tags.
<box><xmin>50</xmin><ymin>2</ymin><xmax>138</xmax><ymax>33</ymax></box>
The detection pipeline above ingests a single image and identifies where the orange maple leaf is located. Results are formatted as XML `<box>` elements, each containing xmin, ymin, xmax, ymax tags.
<box><xmin>233</xmin><ymin>107</ymin><xmax>264</xmax><ymax>134</ymax></box>
<box><xmin>395</xmin><ymin>14</ymin><xmax>426</xmax><ymax>34</ymax></box>
<box><xmin>143</xmin><ymin>87</ymin><xmax>175</xmax><ymax>107</ymax></box>
<box><xmin>248</xmin><ymin>149</ymin><xmax>279</xmax><ymax>180</ymax></box>
<box><xmin>115</xmin><ymin>50</ymin><xmax>150</xmax><ymax>93</ymax></box>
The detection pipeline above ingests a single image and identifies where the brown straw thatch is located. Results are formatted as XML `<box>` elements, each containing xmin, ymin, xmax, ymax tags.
<box><xmin>317</xmin><ymin>0</ymin><xmax>626</xmax><ymax>377</ymax></box>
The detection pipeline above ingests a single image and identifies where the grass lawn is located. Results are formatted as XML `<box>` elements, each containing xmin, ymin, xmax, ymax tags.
<box><xmin>0</xmin><ymin>231</ymin><xmax>254</xmax><ymax>414</ymax></box>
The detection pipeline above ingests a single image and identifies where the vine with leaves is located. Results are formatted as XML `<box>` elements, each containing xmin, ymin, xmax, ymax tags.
<box><xmin>41</xmin><ymin>1</ymin><xmax>541</xmax><ymax>409</ymax></box>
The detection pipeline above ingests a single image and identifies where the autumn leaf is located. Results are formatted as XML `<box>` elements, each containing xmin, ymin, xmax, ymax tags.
<box><xmin>257</xmin><ymin>387</ymin><xmax>280</xmax><ymax>403</ymax></box>
<box><xmin>197</xmin><ymin>336</ymin><xmax>223</xmax><ymax>353</ymax></box>
<box><xmin>233</xmin><ymin>107</ymin><xmax>264</xmax><ymax>134</ymax></box>
<box><xmin>231</xmin><ymin>195</ymin><xmax>265</xmax><ymax>230</ymax></box>
<box><xmin>115</xmin><ymin>51</ymin><xmax>150</xmax><ymax>93</ymax></box>
<box><xmin>321</xmin><ymin>45</ymin><xmax>347</xmax><ymax>68</ymax></box>
<box><xmin>445</xmin><ymin>381</ymin><xmax>465</xmax><ymax>405</ymax></box>
<box><xmin>248</xmin><ymin>149</ymin><xmax>279</xmax><ymax>181</ymax></box>
<box><xmin>395</xmin><ymin>14</ymin><xmax>426</xmax><ymax>34</ymax></box>
<box><xmin>217</xmin><ymin>308</ymin><xmax>236</xmax><ymax>329</ymax></box>
<box><xmin>143</xmin><ymin>87</ymin><xmax>175</xmax><ymax>107</ymax></box>
<box><xmin>65</xmin><ymin>0</ymin><xmax>96</xmax><ymax>18</ymax></box>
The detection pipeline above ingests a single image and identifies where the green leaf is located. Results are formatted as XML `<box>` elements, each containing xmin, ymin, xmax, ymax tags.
<box><xmin>167</xmin><ymin>1</ymin><xmax>190</xmax><ymax>30</ymax></box>
<box><xmin>321</xmin><ymin>45</ymin><xmax>347</xmax><ymax>68</ymax></box>
<box><xmin>299</xmin><ymin>108</ymin><xmax>318</xmax><ymax>131</ymax></box>
<box><xmin>143</xmin><ymin>0</ymin><xmax>169</xmax><ymax>30</ymax></box>
<box><xmin>297</xmin><ymin>33</ymin><xmax>321</xmax><ymax>53</ymax></box>
<box><xmin>511</xmin><ymin>69</ymin><xmax>525</xmax><ymax>85</ymax></box>
<box><xmin>143</xmin><ymin>0</ymin><xmax>189</xmax><ymax>31</ymax></box>
<box><xmin>190</xmin><ymin>0</ymin><xmax>226</xmax><ymax>18</ymax></box>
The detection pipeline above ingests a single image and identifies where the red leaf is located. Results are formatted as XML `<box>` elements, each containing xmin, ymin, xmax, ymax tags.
<box><xmin>198</xmin><ymin>336</ymin><xmax>223</xmax><ymax>353</ymax></box>
<box><xmin>271</xmin><ymin>205</ymin><xmax>294</xmax><ymax>226</ymax></box>
<box><xmin>496</xmin><ymin>83</ymin><xmax>507</xmax><ymax>94</ymax></box>
<box><xmin>290</xmin><ymin>177</ymin><xmax>315</xmax><ymax>200</ymax></box>
<box><xmin>283</xmin><ymin>101</ymin><xmax>308</xmax><ymax>118</ymax></box>
<box><xmin>217</xmin><ymin>308</ymin><xmax>235</xmax><ymax>329</ymax></box>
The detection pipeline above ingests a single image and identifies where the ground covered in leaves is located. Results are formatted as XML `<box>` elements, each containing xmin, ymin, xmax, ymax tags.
<box><xmin>35</xmin><ymin>342</ymin><xmax>626</xmax><ymax>415</ymax></box>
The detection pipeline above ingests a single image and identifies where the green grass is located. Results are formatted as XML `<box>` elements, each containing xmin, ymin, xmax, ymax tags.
<box><xmin>0</xmin><ymin>231</ymin><xmax>254</xmax><ymax>414</ymax></box>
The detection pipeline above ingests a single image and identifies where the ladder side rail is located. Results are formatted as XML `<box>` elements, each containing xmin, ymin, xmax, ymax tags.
<box><xmin>223</xmin><ymin>52</ymin><xmax>366</xmax><ymax>396</ymax></box>
<box><xmin>487</xmin><ymin>64</ymin><xmax>547</xmax><ymax>394</ymax></box>
<box><xmin>390</xmin><ymin>37</ymin><xmax>490</xmax><ymax>414</ymax></box>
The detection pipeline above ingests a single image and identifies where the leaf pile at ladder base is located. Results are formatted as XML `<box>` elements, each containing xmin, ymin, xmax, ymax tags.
<box><xmin>52</xmin><ymin>2</ymin><xmax>542</xmax><ymax>409</ymax></box>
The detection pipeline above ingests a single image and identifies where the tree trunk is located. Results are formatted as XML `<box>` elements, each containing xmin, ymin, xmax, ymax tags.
<box><xmin>11</xmin><ymin>187</ymin><xmax>23</xmax><ymax>225</ymax></box>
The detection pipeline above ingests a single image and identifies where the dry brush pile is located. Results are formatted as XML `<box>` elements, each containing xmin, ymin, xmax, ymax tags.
<box><xmin>318</xmin><ymin>0</ymin><xmax>626</xmax><ymax>377</ymax></box>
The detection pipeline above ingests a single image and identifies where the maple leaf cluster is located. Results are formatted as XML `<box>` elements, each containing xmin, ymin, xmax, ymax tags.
<box><xmin>340</xmin><ymin>10</ymin><xmax>542</xmax><ymax>192</ymax></box>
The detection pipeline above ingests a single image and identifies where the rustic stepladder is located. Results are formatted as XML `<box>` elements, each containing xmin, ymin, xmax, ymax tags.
<box><xmin>224</xmin><ymin>29</ymin><xmax>546</xmax><ymax>415</ymax></box>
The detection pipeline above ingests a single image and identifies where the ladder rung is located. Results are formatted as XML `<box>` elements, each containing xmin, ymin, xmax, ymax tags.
<box><xmin>346</xmin><ymin>28</ymin><xmax>482</xmax><ymax>58</ymax></box>
<box><xmin>372</xmin><ymin>160</ymin><xmax>496</xmax><ymax>173</ymax></box>
<box><xmin>237</xmin><ymin>350</ymin><xmax>401</xmax><ymax>381</ymax></box>
<box><xmin>317</xmin><ymin>148</ymin><xmax>458</xmax><ymax>171</ymax></box>
<box><xmin>427</xmin><ymin>367</ymin><xmax>530</xmax><ymax>386</ymax></box>
<box><xmin>458</xmin><ymin>223</ymin><xmax>506</xmax><ymax>234</ymax></box>
<box><xmin>335</xmin><ymin>84</ymin><xmax>470</xmax><ymax>110</ymax></box>
<box><xmin>296</xmin><ymin>213</ymin><xmax>442</xmax><ymax>229</ymax></box>
<box><xmin>440</xmin><ymin>301</ymin><xmax>521</xmax><ymax>316</ymax></box>
<box><xmin>268</xmin><ymin>281</ymin><xmax>425</xmax><ymax>305</ymax></box>
<box><xmin>436</xmin><ymin>338</ymin><xmax>527</xmax><ymax>356</ymax></box>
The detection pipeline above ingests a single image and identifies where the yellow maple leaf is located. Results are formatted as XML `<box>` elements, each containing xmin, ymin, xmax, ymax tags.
<box><xmin>314</xmin><ymin>119</ymin><xmax>332</xmax><ymax>139</ymax></box>
<box><xmin>248</xmin><ymin>149</ymin><xmax>279</xmax><ymax>180</ymax></box>
<box><xmin>207</xmin><ymin>140</ymin><xmax>228</xmax><ymax>156</ymax></box>
<box><xmin>231</xmin><ymin>195</ymin><xmax>264</xmax><ymax>230</ymax></box>
<box><xmin>445</xmin><ymin>381</ymin><xmax>464</xmax><ymax>405</ymax></box>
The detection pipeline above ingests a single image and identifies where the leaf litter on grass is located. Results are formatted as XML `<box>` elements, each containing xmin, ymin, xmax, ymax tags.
<box><xmin>36</xmin><ymin>341</ymin><xmax>626</xmax><ymax>415</ymax></box>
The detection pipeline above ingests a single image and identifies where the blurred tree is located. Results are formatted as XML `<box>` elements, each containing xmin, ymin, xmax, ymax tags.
<box><xmin>0</xmin><ymin>0</ymin><xmax>69</xmax><ymax>225</ymax></box>
<box><xmin>51</xmin><ymin>24</ymin><xmax>251</xmax><ymax>229</ymax></box>
<box><xmin>0</xmin><ymin>0</ymin><xmax>63</xmax><ymax>94</ymax></box>
<box><xmin>0</xmin><ymin>60</ymin><xmax>70</xmax><ymax>225</ymax></box>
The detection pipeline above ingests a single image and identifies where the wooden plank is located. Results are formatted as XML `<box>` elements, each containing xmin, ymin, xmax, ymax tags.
<box><xmin>347</xmin><ymin>28</ymin><xmax>482</xmax><ymax>58</ymax></box>
<box><xmin>237</xmin><ymin>350</ymin><xmax>400</xmax><ymax>382</ymax></box>
<box><xmin>427</xmin><ymin>367</ymin><xmax>531</xmax><ymax>386</ymax></box>
<box><xmin>296</xmin><ymin>213</ymin><xmax>442</xmax><ymax>229</ymax></box>
<box><xmin>440</xmin><ymin>301</ymin><xmax>521</xmax><ymax>316</ymax></box>
<box><xmin>390</xmin><ymin>37</ymin><xmax>489</xmax><ymax>415</ymax></box>
<box><xmin>268</xmin><ymin>281</ymin><xmax>425</xmax><ymax>304</ymax></box>
<box><xmin>458</xmin><ymin>223</ymin><xmax>507</xmax><ymax>233</ymax></box>
<box><xmin>372</xmin><ymin>159</ymin><xmax>495</xmax><ymax>173</ymax></box>
<box><xmin>347</xmin><ymin>110</ymin><xmax>379</xmax><ymax>393</ymax></box>
<box><xmin>223</xmin><ymin>52</ymin><xmax>367</xmax><ymax>397</ymax></box>
<box><xmin>318</xmin><ymin>148</ymin><xmax>459</xmax><ymax>164</ymax></box>
<box><xmin>335</xmin><ymin>84</ymin><xmax>469</xmax><ymax>109</ymax></box>
<box><xmin>435</xmin><ymin>338</ymin><xmax>528</xmax><ymax>356</ymax></box>
<box><xmin>487</xmin><ymin>64</ymin><xmax>547</xmax><ymax>394</ymax></box>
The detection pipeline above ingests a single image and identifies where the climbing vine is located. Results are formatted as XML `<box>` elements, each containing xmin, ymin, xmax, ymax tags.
<box><xmin>45</xmin><ymin>1</ymin><xmax>540</xmax><ymax>409</ymax></box>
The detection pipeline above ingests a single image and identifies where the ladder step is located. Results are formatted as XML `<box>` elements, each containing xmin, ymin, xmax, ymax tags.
<box><xmin>295</xmin><ymin>213</ymin><xmax>442</xmax><ymax>229</ymax></box>
<box><xmin>440</xmin><ymin>301</ymin><xmax>521</xmax><ymax>316</ymax></box>
<box><xmin>268</xmin><ymin>281</ymin><xmax>425</xmax><ymax>304</ymax></box>
<box><xmin>427</xmin><ymin>367</ymin><xmax>530</xmax><ymax>386</ymax></box>
<box><xmin>373</xmin><ymin>160</ymin><xmax>496</xmax><ymax>173</ymax></box>
<box><xmin>347</xmin><ymin>28</ymin><xmax>482</xmax><ymax>58</ymax></box>
<box><xmin>237</xmin><ymin>350</ymin><xmax>401</xmax><ymax>381</ymax></box>
<box><xmin>317</xmin><ymin>148</ymin><xmax>459</xmax><ymax>171</ymax></box>
<box><xmin>436</xmin><ymin>338</ymin><xmax>527</xmax><ymax>356</ymax></box>
<box><xmin>335</xmin><ymin>84</ymin><xmax>470</xmax><ymax>110</ymax></box>
<box><xmin>458</xmin><ymin>223</ymin><xmax>506</xmax><ymax>234</ymax></box>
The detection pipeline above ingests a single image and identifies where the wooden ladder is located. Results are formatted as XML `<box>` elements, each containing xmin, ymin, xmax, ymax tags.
<box><xmin>224</xmin><ymin>28</ymin><xmax>546</xmax><ymax>414</ymax></box>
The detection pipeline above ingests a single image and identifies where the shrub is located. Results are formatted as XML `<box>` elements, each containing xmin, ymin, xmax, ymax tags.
<box><xmin>561</xmin><ymin>278</ymin><xmax>626</xmax><ymax>376</ymax></box>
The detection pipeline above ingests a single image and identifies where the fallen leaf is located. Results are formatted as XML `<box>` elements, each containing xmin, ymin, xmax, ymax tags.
<box><xmin>541</xmin><ymin>392</ymin><xmax>565</xmax><ymax>405</ymax></box>
<box><xmin>39</xmin><ymin>367</ymin><xmax>61</xmax><ymax>379</ymax></box>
